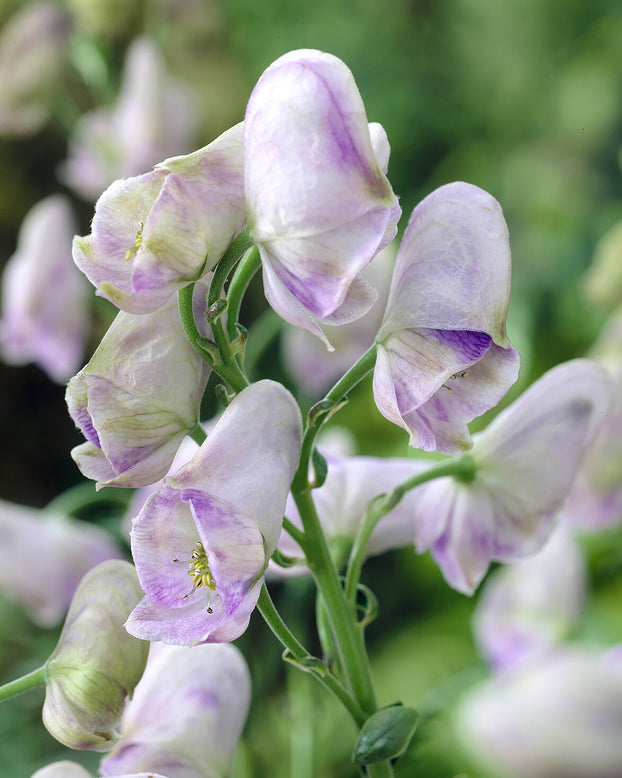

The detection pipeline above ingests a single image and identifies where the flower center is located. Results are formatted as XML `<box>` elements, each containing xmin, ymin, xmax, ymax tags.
<box><xmin>124</xmin><ymin>221</ymin><xmax>144</xmax><ymax>261</ymax></box>
<box><xmin>173</xmin><ymin>541</ymin><xmax>217</xmax><ymax>612</ymax></box>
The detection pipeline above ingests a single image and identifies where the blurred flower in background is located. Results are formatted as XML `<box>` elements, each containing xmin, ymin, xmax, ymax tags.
<box><xmin>472</xmin><ymin>528</ymin><xmax>587</xmax><ymax>672</ymax></box>
<box><xmin>0</xmin><ymin>2</ymin><xmax>71</xmax><ymax>137</ymax></box>
<box><xmin>0</xmin><ymin>498</ymin><xmax>120</xmax><ymax>627</ymax></box>
<box><xmin>61</xmin><ymin>37</ymin><xmax>198</xmax><ymax>201</ymax></box>
<box><xmin>456</xmin><ymin>647</ymin><xmax>622</xmax><ymax>778</ymax></box>
<box><xmin>0</xmin><ymin>195</ymin><xmax>89</xmax><ymax>382</ymax></box>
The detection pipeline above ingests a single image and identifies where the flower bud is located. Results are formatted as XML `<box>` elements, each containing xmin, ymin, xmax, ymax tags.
<box><xmin>66</xmin><ymin>286</ymin><xmax>209</xmax><ymax>488</ymax></box>
<box><xmin>42</xmin><ymin>561</ymin><xmax>149</xmax><ymax>751</ymax></box>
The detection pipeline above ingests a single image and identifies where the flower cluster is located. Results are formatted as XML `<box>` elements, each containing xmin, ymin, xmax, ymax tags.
<box><xmin>5</xmin><ymin>43</ymin><xmax>616</xmax><ymax>778</ymax></box>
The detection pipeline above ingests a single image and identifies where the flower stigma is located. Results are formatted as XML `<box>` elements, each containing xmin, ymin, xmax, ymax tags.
<box><xmin>173</xmin><ymin>541</ymin><xmax>217</xmax><ymax>613</ymax></box>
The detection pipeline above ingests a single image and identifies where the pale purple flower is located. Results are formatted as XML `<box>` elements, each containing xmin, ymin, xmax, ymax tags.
<box><xmin>414</xmin><ymin>360</ymin><xmax>613</xmax><ymax>594</ymax></box>
<box><xmin>0</xmin><ymin>2</ymin><xmax>71</xmax><ymax>136</ymax></box>
<box><xmin>472</xmin><ymin>528</ymin><xmax>587</xmax><ymax>671</ymax></box>
<box><xmin>563</xmin><ymin>309</ymin><xmax>622</xmax><ymax>530</ymax></box>
<box><xmin>66</xmin><ymin>286</ymin><xmax>209</xmax><ymax>489</ymax></box>
<box><xmin>43</xmin><ymin>561</ymin><xmax>149</xmax><ymax>752</ymax></box>
<box><xmin>0</xmin><ymin>498</ymin><xmax>120</xmax><ymax>626</ymax></box>
<box><xmin>373</xmin><ymin>182</ymin><xmax>520</xmax><ymax>454</ymax></box>
<box><xmin>62</xmin><ymin>38</ymin><xmax>197</xmax><ymax>201</ymax></box>
<box><xmin>245</xmin><ymin>49</ymin><xmax>401</xmax><ymax>347</ymax></box>
<box><xmin>276</xmin><ymin>451</ymin><xmax>428</xmax><ymax>574</ymax></box>
<box><xmin>31</xmin><ymin>764</ymin><xmax>93</xmax><ymax>778</ymax></box>
<box><xmin>100</xmin><ymin>643</ymin><xmax>250</xmax><ymax>778</ymax></box>
<box><xmin>0</xmin><ymin>195</ymin><xmax>89</xmax><ymax>382</ymax></box>
<box><xmin>126</xmin><ymin>380</ymin><xmax>302</xmax><ymax>645</ymax></box>
<box><xmin>282</xmin><ymin>243</ymin><xmax>396</xmax><ymax>395</ymax></box>
<box><xmin>456</xmin><ymin>647</ymin><xmax>622</xmax><ymax>778</ymax></box>
<box><xmin>72</xmin><ymin>122</ymin><xmax>245</xmax><ymax>314</ymax></box>
<box><xmin>32</xmin><ymin>764</ymin><xmax>168</xmax><ymax>778</ymax></box>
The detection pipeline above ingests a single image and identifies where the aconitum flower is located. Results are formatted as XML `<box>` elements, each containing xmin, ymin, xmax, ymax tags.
<box><xmin>472</xmin><ymin>528</ymin><xmax>586</xmax><ymax>671</ymax></box>
<box><xmin>245</xmin><ymin>49</ymin><xmax>401</xmax><ymax>347</ymax></box>
<box><xmin>282</xmin><ymin>243</ymin><xmax>396</xmax><ymax>395</ymax></box>
<box><xmin>277</xmin><ymin>451</ymin><xmax>428</xmax><ymax>572</ymax></box>
<box><xmin>126</xmin><ymin>380</ymin><xmax>302</xmax><ymax>645</ymax></box>
<box><xmin>43</xmin><ymin>561</ymin><xmax>149</xmax><ymax>752</ymax></box>
<box><xmin>374</xmin><ymin>182</ymin><xmax>520</xmax><ymax>454</ymax></box>
<box><xmin>414</xmin><ymin>360</ymin><xmax>613</xmax><ymax>594</ymax></box>
<box><xmin>100</xmin><ymin>644</ymin><xmax>250</xmax><ymax>778</ymax></box>
<box><xmin>66</xmin><ymin>286</ymin><xmax>209</xmax><ymax>488</ymax></box>
<box><xmin>0</xmin><ymin>195</ymin><xmax>89</xmax><ymax>382</ymax></box>
<box><xmin>456</xmin><ymin>647</ymin><xmax>622</xmax><ymax>778</ymax></box>
<box><xmin>0</xmin><ymin>499</ymin><xmax>120</xmax><ymax>626</ymax></box>
<box><xmin>62</xmin><ymin>38</ymin><xmax>196</xmax><ymax>201</ymax></box>
<box><xmin>72</xmin><ymin>122</ymin><xmax>245</xmax><ymax>314</ymax></box>
<box><xmin>0</xmin><ymin>2</ymin><xmax>71</xmax><ymax>136</ymax></box>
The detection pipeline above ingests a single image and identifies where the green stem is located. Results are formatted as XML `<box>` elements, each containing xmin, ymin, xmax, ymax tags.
<box><xmin>257</xmin><ymin>585</ymin><xmax>366</xmax><ymax>726</ymax></box>
<box><xmin>292</xmin><ymin>487</ymin><xmax>377</xmax><ymax>716</ymax></box>
<box><xmin>345</xmin><ymin>455</ymin><xmax>476</xmax><ymax>603</ymax></box>
<box><xmin>367</xmin><ymin>762</ymin><xmax>395</xmax><ymax>778</ymax></box>
<box><xmin>293</xmin><ymin>344</ymin><xmax>377</xmax><ymax>490</ymax></box>
<box><xmin>189</xmin><ymin>424</ymin><xmax>207</xmax><ymax>446</ymax></box>
<box><xmin>226</xmin><ymin>246</ymin><xmax>262</xmax><ymax>340</ymax></box>
<box><xmin>207</xmin><ymin>231</ymin><xmax>254</xmax><ymax>308</ymax></box>
<box><xmin>178</xmin><ymin>283</ymin><xmax>206</xmax><ymax>358</ymax></box>
<box><xmin>177</xmin><ymin>284</ymin><xmax>249</xmax><ymax>394</ymax></box>
<box><xmin>283</xmin><ymin>517</ymin><xmax>306</xmax><ymax>548</ymax></box>
<box><xmin>0</xmin><ymin>666</ymin><xmax>46</xmax><ymax>703</ymax></box>
<box><xmin>325</xmin><ymin>343</ymin><xmax>378</xmax><ymax>405</ymax></box>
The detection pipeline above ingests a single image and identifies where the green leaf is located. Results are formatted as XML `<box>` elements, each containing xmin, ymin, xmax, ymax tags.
<box><xmin>311</xmin><ymin>447</ymin><xmax>329</xmax><ymax>488</ymax></box>
<box><xmin>352</xmin><ymin>704</ymin><xmax>418</xmax><ymax>765</ymax></box>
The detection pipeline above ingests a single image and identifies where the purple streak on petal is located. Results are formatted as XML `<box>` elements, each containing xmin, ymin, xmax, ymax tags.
<box><xmin>181</xmin><ymin>489</ymin><xmax>265</xmax><ymax>617</ymax></box>
<box><xmin>73</xmin><ymin>405</ymin><xmax>101</xmax><ymax>448</ymax></box>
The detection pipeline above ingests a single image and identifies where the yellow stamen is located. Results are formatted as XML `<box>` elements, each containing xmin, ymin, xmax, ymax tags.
<box><xmin>124</xmin><ymin>221</ymin><xmax>144</xmax><ymax>261</ymax></box>
<box><xmin>173</xmin><ymin>541</ymin><xmax>217</xmax><ymax>604</ymax></box>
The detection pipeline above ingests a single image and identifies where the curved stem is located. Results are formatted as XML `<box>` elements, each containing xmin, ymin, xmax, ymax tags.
<box><xmin>0</xmin><ymin>666</ymin><xmax>46</xmax><ymax>703</ymax></box>
<box><xmin>178</xmin><ymin>283</ymin><xmax>208</xmax><ymax>359</ymax></box>
<box><xmin>293</xmin><ymin>344</ymin><xmax>377</xmax><ymax>492</ymax></box>
<box><xmin>207</xmin><ymin>231</ymin><xmax>254</xmax><ymax>308</ymax></box>
<box><xmin>226</xmin><ymin>246</ymin><xmax>262</xmax><ymax>340</ymax></box>
<box><xmin>325</xmin><ymin>342</ymin><xmax>378</xmax><ymax>405</ymax></box>
<box><xmin>283</xmin><ymin>516</ymin><xmax>306</xmax><ymax>548</ymax></box>
<box><xmin>344</xmin><ymin>455</ymin><xmax>476</xmax><ymax>603</ymax></box>
<box><xmin>178</xmin><ymin>284</ymin><xmax>249</xmax><ymax>394</ymax></box>
<box><xmin>257</xmin><ymin>585</ymin><xmax>366</xmax><ymax>726</ymax></box>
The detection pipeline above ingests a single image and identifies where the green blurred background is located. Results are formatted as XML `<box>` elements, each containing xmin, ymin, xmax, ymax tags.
<box><xmin>1</xmin><ymin>0</ymin><xmax>622</xmax><ymax>775</ymax></box>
